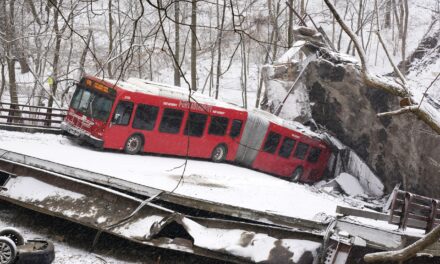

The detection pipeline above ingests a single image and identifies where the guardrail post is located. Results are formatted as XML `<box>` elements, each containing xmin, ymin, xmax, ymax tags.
<box><xmin>426</xmin><ymin>199</ymin><xmax>438</xmax><ymax>233</ymax></box>
<box><xmin>400</xmin><ymin>192</ymin><xmax>413</xmax><ymax>231</ymax></box>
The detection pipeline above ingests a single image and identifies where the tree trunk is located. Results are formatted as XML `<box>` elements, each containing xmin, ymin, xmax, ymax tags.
<box><xmin>108</xmin><ymin>0</ymin><xmax>114</xmax><ymax>78</ymax></box>
<box><xmin>241</xmin><ymin>39</ymin><xmax>248</xmax><ymax>109</ymax></box>
<box><xmin>1</xmin><ymin>0</ymin><xmax>20</xmax><ymax>122</ymax></box>
<box><xmin>401</xmin><ymin>0</ymin><xmax>409</xmax><ymax>73</ymax></box>
<box><xmin>215</xmin><ymin>0</ymin><xmax>226</xmax><ymax>99</ymax></box>
<box><xmin>0</xmin><ymin>61</ymin><xmax>5</xmax><ymax>100</ymax></box>
<box><xmin>174</xmin><ymin>1</ymin><xmax>181</xmax><ymax>86</ymax></box>
<box><xmin>191</xmin><ymin>0</ymin><xmax>197</xmax><ymax>91</ymax></box>
<box><xmin>6</xmin><ymin>58</ymin><xmax>19</xmax><ymax>122</ymax></box>
<box><xmin>384</xmin><ymin>0</ymin><xmax>391</xmax><ymax>28</ymax></box>
<box><xmin>46</xmin><ymin>0</ymin><xmax>63</xmax><ymax>126</ymax></box>
<box><xmin>287</xmin><ymin>0</ymin><xmax>294</xmax><ymax>47</ymax></box>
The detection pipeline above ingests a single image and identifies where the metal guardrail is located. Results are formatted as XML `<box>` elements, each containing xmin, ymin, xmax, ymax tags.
<box><xmin>0</xmin><ymin>102</ymin><xmax>67</xmax><ymax>133</ymax></box>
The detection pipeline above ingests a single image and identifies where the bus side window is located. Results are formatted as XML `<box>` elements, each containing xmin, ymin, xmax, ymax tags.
<box><xmin>112</xmin><ymin>101</ymin><xmax>134</xmax><ymax>126</ymax></box>
<box><xmin>208</xmin><ymin>116</ymin><xmax>229</xmax><ymax>136</ymax></box>
<box><xmin>159</xmin><ymin>108</ymin><xmax>184</xmax><ymax>134</ymax></box>
<box><xmin>132</xmin><ymin>104</ymin><xmax>159</xmax><ymax>131</ymax></box>
<box><xmin>278</xmin><ymin>137</ymin><xmax>296</xmax><ymax>158</ymax></box>
<box><xmin>307</xmin><ymin>147</ymin><xmax>322</xmax><ymax>163</ymax></box>
<box><xmin>262</xmin><ymin>132</ymin><xmax>281</xmax><ymax>154</ymax></box>
<box><xmin>293</xmin><ymin>142</ymin><xmax>309</xmax><ymax>160</ymax></box>
<box><xmin>230</xmin><ymin>119</ymin><xmax>243</xmax><ymax>138</ymax></box>
<box><xmin>184</xmin><ymin>112</ymin><xmax>208</xmax><ymax>137</ymax></box>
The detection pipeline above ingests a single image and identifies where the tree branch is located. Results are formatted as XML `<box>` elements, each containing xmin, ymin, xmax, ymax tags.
<box><xmin>364</xmin><ymin>224</ymin><xmax>440</xmax><ymax>262</ymax></box>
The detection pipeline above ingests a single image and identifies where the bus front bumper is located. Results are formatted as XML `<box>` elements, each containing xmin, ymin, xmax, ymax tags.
<box><xmin>61</xmin><ymin>121</ymin><xmax>104</xmax><ymax>148</ymax></box>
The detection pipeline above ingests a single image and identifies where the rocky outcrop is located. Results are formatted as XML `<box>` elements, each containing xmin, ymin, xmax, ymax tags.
<box><xmin>306</xmin><ymin>58</ymin><xmax>440</xmax><ymax>197</ymax></box>
<box><xmin>261</xmin><ymin>26</ymin><xmax>440</xmax><ymax>197</ymax></box>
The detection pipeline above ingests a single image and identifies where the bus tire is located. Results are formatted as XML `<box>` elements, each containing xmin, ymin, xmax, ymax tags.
<box><xmin>0</xmin><ymin>227</ymin><xmax>25</xmax><ymax>246</ymax></box>
<box><xmin>291</xmin><ymin>166</ymin><xmax>304</xmax><ymax>183</ymax></box>
<box><xmin>0</xmin><ymin>237</ymin><xmax>17</xmax><ymax>264</ymax></box>
<box><xmin>124</xmin><ymin>134</ymin><xmax>143</xmax><ymax>154</ymax></box>
<box><xmin>211</xmin><ymin>144</ymin><xmax>227</xmax><ymax>162</ymax></box>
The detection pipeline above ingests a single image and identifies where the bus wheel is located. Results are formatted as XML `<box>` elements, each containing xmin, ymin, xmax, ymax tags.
<box><xmin>0</xmin><ymin>237</ymin><xmax>17</xmax><ymax>264</ymax></box>
<box><xmin>125</xmin><ymin>135</ymin><xmax>142</xmax><ymax>154</ymax></box>
<box><xmin>211</xmin><ymin>145</ymin><xmax>227</xmax><ymax>162</ymax></box>
<box><xmin>290</xmin><ymin>166</ymin><xmax>304</xmax><ymax>183</ymax></box>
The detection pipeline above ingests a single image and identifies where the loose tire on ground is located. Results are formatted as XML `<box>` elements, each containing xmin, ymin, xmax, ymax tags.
<box><xmin>0</xmin><ymin>237</ymin><xmax>17</xmax><ymax>264</ymax></box>
<box><xmin>0</xmin><ymin>228</ymin><xmax>25</xmax><ymax>247</ymax></box>
<box><xmin>124</xmin><ymin>134</ymin><xmax>143</xmax><ymax>154</ymax></box>
<box><xmin>211</xmin><ymin>145</ymin><xmax>227</xmax><ymax>162</ymax></box>
<box><xmin>290</xmin><ymin>166</ymin><xmax>304</xmax><ymax>183</ymax></box>
<box><xmin>16</xmin><ymin>239</ymin><xmax>55</xmax><ymax>264</ymax></box>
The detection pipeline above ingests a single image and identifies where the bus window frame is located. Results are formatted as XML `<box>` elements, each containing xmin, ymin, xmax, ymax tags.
<box><xmin>111</xmin><ymin>100</ymin><xmax>134</xmax><ymax>126</ymax></box>
<box><xmin>132</xmin><ymin>103</ymin><xmax>160</xmax><ymax>131</ymax></box>
<box><xmin>159</xmin><ymin>108</ymin><xmax>185</xmax><ymax>134</ymax></box>
<box><xmin>208</xmin><ymin>116</ymin><xmax>229</xmax><ymax>136</ymax></box>
<box><xmin>262</xmin><ymin>131</ymin><xmax>281</xmax><ymax>154</ymax></box>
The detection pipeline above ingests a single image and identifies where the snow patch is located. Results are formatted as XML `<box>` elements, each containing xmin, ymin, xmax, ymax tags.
<box><xmin>181</xmin><ymin>218</ymin><xmax>321</xmax><ymax>263</ymax></box>
<box><xmin>6</xmin><ymin>177</ymin><xmax>84</xmax><ymax>201</ymax></box>
<box><xmin>114</xmin><ymin>215</ymin><xmax>165</xmax><ymax>239</ymax></box>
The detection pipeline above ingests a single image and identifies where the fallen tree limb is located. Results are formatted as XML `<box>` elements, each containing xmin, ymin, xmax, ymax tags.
<box><xmin>364</xmin><ymin>224</ymin><xmax>440</xmax><ymax>262</ymax></box>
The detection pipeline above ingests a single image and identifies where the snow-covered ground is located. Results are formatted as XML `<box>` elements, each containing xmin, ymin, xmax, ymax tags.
<box><xmin>0</xmin><ymin>130</ymin><xmax>349</xmax><ymax>221</ymax></box>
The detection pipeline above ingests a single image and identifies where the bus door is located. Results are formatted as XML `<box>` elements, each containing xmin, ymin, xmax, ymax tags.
<box><xmin>104</xmin><ymin>100</ymin><xmax>135</xmax><ymax>149</ymax></box>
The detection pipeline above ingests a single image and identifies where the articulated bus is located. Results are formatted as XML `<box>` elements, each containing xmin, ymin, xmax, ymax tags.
<box><xmin>61</xmin><ymin>75</ymin><xmax>331</xmax><ymax>183</ymax></box>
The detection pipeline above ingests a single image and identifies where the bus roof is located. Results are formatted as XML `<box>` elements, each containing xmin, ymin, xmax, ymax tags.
<box><xmin>250</xmin><ymin>108</ymin><xmax>326</xmax><ymax>142</ymax></box>
<box><xmin>100</xmin><ymin>77</ymin><xmax>246</xmax><ymax>113</ymax></box>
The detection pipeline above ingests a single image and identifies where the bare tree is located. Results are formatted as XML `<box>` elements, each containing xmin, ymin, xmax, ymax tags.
<box><xmin>0</xmin><ymin>0</ymin><xmax>20</xmax><ymax>120</ymax></box>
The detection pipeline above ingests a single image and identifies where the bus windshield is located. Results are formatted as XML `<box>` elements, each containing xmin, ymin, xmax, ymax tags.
<box><xmin>70</xmin><ymin>84</ymin><xmax>114</xmax><ymax>122</ymax></box>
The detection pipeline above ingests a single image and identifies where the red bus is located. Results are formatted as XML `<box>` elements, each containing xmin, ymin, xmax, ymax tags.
<box><xmin>61</xmin><ymin>75</ymin><xmax>331</xmax><ymax>183</ymax></box>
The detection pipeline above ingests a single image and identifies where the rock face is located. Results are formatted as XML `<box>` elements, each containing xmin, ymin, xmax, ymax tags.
<box><xmin>261</xmin><ymin>25</ymin><xmax>440</xmax><ymax>197</ymax></box>
<box><xmin>306</xmin><ymin>59</ymin><xmax>440</xmax><ymax>197</ymax></box>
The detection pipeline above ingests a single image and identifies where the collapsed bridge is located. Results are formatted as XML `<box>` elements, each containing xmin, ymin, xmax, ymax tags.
<box><xmin>0</xmin><ymin>130</ymin><xmax>439</xmax><ymax>263</ymax></box>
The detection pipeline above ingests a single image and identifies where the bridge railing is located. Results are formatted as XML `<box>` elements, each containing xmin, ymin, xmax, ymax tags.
<box><xmin>0</xmin><ymin>101</ymin><xmax>67</xmax><ymax>130</ymax></box>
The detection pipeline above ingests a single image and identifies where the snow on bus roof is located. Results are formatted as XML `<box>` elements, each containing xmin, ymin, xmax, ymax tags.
<box><xmin>103</xmin><ymin>77</ymin><xmax>246</xmax><ymax>112</ymax></box>
<box><xmin>250</xmin><ymin>108</ymin><xmax>325</xmax><ymax>141</ymax></box>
